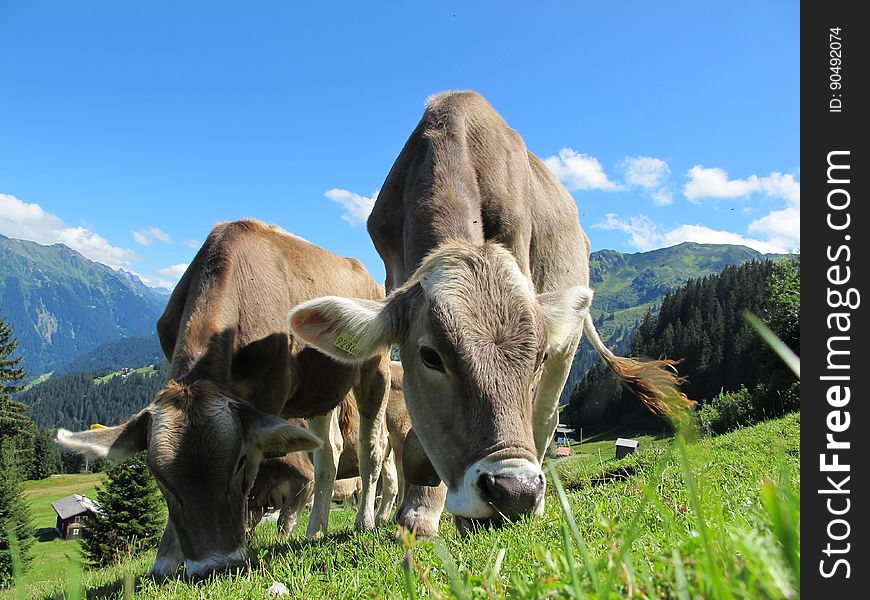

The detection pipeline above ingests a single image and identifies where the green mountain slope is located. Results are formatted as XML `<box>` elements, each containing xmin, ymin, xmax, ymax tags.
<box><xmin>22</xmin><ymin>363</ymin><xmax>168</xmax><ymax>431</ymax></box>
<box><xmin>563</xmin><ymin>242</ymin><xmax>787</xmax><ymax>399</ymax></box>
<box><xmin>0</xmin><ymin>235</ymin><xmax>168</xmax><ymax>376</ymax></box>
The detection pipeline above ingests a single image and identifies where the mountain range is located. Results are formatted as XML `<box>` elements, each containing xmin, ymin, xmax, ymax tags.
<box><xmin>0</xmin><ymin>234</ymin><xmax>168</xmax><ymax>375</ymax></box>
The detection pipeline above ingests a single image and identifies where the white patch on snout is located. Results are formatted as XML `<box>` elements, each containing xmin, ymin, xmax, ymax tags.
<box><xmin>184</xmin><ymin>547</ymin><xmax>246</xmax><ymax>579</ymax></box>
<box><xmin>445</xmin><ymin>458</ymin><xmax>545</xmax><ymax>519</ymax></box>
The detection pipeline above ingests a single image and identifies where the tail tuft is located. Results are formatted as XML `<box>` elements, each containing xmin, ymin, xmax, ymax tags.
<box><xmin>606</xmin><ymin>356</ymin><xmax>694</xmax><ymax>416</ymax></box>
<box><xmin>583</xmin><ymin>314</ymin><xmax>694</xmax><ymax>417</ymax></box>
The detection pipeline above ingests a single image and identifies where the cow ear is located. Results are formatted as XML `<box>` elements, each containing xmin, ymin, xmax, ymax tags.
<box><xmin>56</xmin><ymin>409</ymin><xmax>151</xmax><ymax>461</ymax></box>
<box><xmin>289</xmin><ymin>296</ymin><xmax>395</xmax><ymax>363</ymax></box>
<box><xmin>538</xmin><ymin>285</ymin><xmax>594</xmax><ymax>353</ymax></box>
<box><xmin>241</xmin><ymin>407</ymin><xmax>322</xmax><ymax>458</ymax></box>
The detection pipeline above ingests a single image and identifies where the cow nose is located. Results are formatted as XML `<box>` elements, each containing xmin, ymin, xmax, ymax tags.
<box><xmin>184</xmin><ymin>549</ymin><xmax>247</xmax><ymax>580</ymax></box>
<box><xmin>477</xmin><ymin>471</ymin><xmax>544</xmax><ymax>517</ymax></box>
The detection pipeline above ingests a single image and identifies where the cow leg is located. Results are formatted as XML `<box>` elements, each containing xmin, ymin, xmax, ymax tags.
<box><xmin>278</xmin><ymin>478</ymin><xmax>313</xmax><ymax>537</ymax></box>
<box><xmin>395</xmin><ymin>483</ymin><xmax>447</xmax><ymax>539</ymax></box>
<box><xmin>148</xmin><ymin>520</ymin><xmax>184</xmax><ymax>579</ymax></box>
<box><xmin>306</xmin><ymin>409</ymin><xmax>343</xmax><ymax>538</ymax></box>
<box><xmin>353</xmin><ymin>354</ymin><xmax>390</xmax><ymax>530</ymax></box>
<box><xmin>531</xmin><ymin>333</ymin><xmax>583</xmax><ymax>509</ymax></box>
<box><xmin>375</xmin><ymin>447</ymin><xmax>399</xmax><ymax>525</ymax></box>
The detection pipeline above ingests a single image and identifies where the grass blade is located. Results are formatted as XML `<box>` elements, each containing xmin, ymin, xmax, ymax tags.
<box><xmin>744</xmin><ymin>312</ymin><xmax>800</xmax><ymax>378</ymax></box>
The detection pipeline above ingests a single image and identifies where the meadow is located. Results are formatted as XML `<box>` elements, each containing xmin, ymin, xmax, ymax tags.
<box><xmin>7</xmin><ymin>413</ymin><xmax>799</xmax><ymax>599</ymax></box>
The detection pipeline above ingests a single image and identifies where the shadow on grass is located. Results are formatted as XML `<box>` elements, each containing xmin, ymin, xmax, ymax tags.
<box><xmin>45</xmin><ymin>575</ymin><xmax>141</xmax><ymax>600</ymax></box>
<box><xmin>34</xmin><ymin>527</ymin><xmax>60</xmax><ymax>542</ymax></box>
<box><xmin>563</xmin><ymin>464</ymin><xmax>638</xmax><ymax>490</ymax></box>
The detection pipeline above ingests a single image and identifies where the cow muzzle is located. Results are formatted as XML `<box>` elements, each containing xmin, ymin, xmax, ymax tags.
<box><xmin>184</xmin><ymin>547</ymin><xmax>247</xmax><ymax>580</ymax></box>
<box><xmin>445</xmin><ymin>458</ymin><xmax>545</xmax><ymax>521</ymax></box>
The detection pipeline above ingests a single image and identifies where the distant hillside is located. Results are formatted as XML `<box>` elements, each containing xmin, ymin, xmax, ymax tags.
<box><xmin>0</xmin><ymin>234</ymin><xmax>168</xmax><ymax>376</ymax></box>
<box><xmin>563</xmin><ymin>242</ymin><xmax>788</xmax><ymax>400</ymax></box>
<box><xmin>22</xmin><ymin>363</ymin><xmax>168</xmax><ymax>431</ymax></box>
<box><xmin>54</xmin><ymin>334</ymin><xmax>165</xmax><ymax>377</ymax></box>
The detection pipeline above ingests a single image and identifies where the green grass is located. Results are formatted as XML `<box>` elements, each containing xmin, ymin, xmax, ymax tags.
<box><xmin>21</xmin><ymin>372</ymin><xmax>53</xmax><ymax>391</ymax></box>
<box><xmin>7</xmin><ymin>414</ymin><xmax>800</xmax><ymax>599</ymax></box>
<box><xmin>11</xmin><ymin>473</ymin><xmax>103</xmax><ymax>596</ymax></box>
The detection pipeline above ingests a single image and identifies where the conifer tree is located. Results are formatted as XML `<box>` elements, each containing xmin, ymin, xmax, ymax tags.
<box><xmin>82</xmin><ymin>453</ymin><xmax>164</xmax><ymax>567</ymax></box>
<box><xmin>0</xmin><ymin>319</ymin><xmax>28</xmax><ymax>447</ymax></box>
<box><xmin>0</xmin><ymin>449</ymin><xmax>33</xmax><ymax>587</ymax></box>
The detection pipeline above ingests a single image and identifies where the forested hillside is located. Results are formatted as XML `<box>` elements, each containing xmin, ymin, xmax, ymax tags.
<box><xmin>562</xmin><ymin>242</ymin><xmax>787</xmax><ymax>398</ymax></box>
<box><xmin>54</xmin><ymin>335</ymin><xmax>163</xmax><ymax>377</ymax></box>
<box><xmin>22</xmin><ymin>363</ymin><xmax>167</xmax><ymax>431</ymax></box>
<box><xmin>565</xmin><ymin>257</ymin><xmax>799</xmax><ymax>435</ymax></box>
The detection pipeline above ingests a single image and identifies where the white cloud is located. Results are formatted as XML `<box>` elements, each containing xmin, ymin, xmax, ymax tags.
<box><xmin>136</xmin><ymin>273</ymin><xmax>176</xmax><ymax>290</ymax></box>
<box><xmin>684</xmin><ymin>166</ymin><xmax>800</xmax><ymax>204</ymax></box>
<box><xmin>651</xmin><ymin>189</ymin><xmax>673</xmax><ymax>206</ymax></box>
<box><xmin>543</xmin><ymin>148</ymin><xmax>617</xmax><ymax>191</ymax></box>
<box><xmin>0</xmin><ymin>193</ymin><xmax>140</xmax><ymax>269</ymax></box>
<box><xmin>325</xmin><ymin>188</ymin><xmax>378</xmax><ymax>226</ymax></box>
<box><xmin>156</xmin><ymin>263</ymin><xmax>189</xmax><ymax>278</ymax></box>
<box><xmin>623</xmin><ymin>156</ymin><xmax>670</xmax><ymax>189</ymax></box>
<box><xmin>748</xmin><ymin>206</ymin><xmax>800</xmax><ymax>250</ymax></box>
<box><xmin>132</xmin><ymin>226</ymin><xmax>173</xmax><ymax>246</ymax></box>
<box><xmin>182</xmin><ymin>239</ymin><xmax>201</xmax><ymax>249</ymax></box>
<box><xmin>594</xmin><ymin>213</ymin><xmax>793</xmax><ymax>254</ymax></box>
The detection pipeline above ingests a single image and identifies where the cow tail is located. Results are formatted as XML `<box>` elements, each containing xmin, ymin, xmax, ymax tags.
<box><xmin>582</xmin><ymin>314</ymin><xmax>694</xmax><ymax>416</ymax></box>
<box><xmin>338</xmin><ymin>395</ymin><xmax>355</xmax><ymax>442</ymax></box>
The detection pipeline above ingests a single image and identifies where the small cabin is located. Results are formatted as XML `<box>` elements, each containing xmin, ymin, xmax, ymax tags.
<box><xmin>51</xmin><ymin>494</ymin><xmax>101</xmax><ymax>540</ymax></box>
<box><xmin>554</xmin><ymin>424</ymin><xmax>577</xmax><ymax>445</ymax></box>
<box><xmin>615</xmin><ymin>438</ymin><xmax>640</xmax><ymax>459</ymax></box>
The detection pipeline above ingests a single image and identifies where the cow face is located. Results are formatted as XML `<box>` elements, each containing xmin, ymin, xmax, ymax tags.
<box><xmin>290</xmin><ymin>243</ymin><xmax>591</xmax><ymax>524</ymax></box>
<box><xmin>56</xmin><ymin>380</ymin><xmax>321</xmax><ymax>579</ymax></box>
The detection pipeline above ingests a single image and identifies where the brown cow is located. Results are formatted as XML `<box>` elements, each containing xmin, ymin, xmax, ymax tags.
<box><xmin>57</xmin><ymin>220</ymin><xmax>391</xmax><ymax>578</ymax></box>
<box><xmin>290</xmin><ymin>92</ymin><xmax>688</xmax><ymax>537</ymax></box>
<box><xmin>248</xmin><ymin>362</ymin><xmax>409</xmax><ymax>535</ymax></box>
<box><xmin>246</xmin><ymin>439</ymin><xmax>314</xmax><ymax>535</ymax></box>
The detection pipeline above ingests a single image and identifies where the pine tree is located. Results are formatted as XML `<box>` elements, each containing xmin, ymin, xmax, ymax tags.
<box><xmin>27</xmin><ymin>430</ymin><xmax>61</xmax><ymax>481</ymax></box>
<box><xmin>0</xmin><ymin>319</ymin><xmax>28</xmax><ymax>448</ymax></box>
<box><xmin>82</xmin><ymin>453</ymin><xmax>164</xmax><ymax>567</ymax></box>
<box><xmin>0</xmin><ymin>449</ymin><xmax>33</xmax><ymax>587</ymax></box>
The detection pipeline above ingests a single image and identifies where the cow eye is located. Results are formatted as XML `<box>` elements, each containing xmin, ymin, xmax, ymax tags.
<box><xmin>419</xmin><ymin>346</ymin><xmax>445</xmax><ymax>373</ymax></box>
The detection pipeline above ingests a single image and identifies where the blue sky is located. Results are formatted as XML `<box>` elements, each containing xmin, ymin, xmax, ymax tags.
<box><xmin>0</xmin><ymin>1</ymin><xmax>799</xmax><ymax>289</ymax></box>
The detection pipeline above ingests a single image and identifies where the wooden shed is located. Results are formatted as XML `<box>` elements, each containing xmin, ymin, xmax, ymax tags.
<box><xmin>554</xmin><ymin>424</ymin><xmax>577</xmax><ymax>445</ymax></box>
<box><xmin>51</xmin><ymin>494</ymin><xmax>101</xmax><ymax>540</ymax></box>
<box><xmin>615</xmin><ymin>438</ymin><xmax>639</xmax><ymax>459</ymax></box>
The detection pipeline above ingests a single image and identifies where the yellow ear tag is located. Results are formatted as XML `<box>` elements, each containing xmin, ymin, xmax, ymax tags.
<box><xmin>334</xmin><ymin>329</ymin><xmax>362</xmax><ymax>356</ymax></box>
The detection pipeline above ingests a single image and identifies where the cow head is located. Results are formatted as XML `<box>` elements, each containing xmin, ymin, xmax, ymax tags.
<box><xmin>56</xmin><ymin>380</ymin><xmax>321</xmax><ymax>579</ymax></box>
<box><xmin>289</xmin><ymin>242</ymin><xmax>591</xmax><ymax>525</ymax></box>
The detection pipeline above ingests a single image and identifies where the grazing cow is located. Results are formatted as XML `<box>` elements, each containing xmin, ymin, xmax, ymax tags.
<box><xmin>290</xmin><ymin>92</ymin><xmax>689</xmax><ymax>537</ymax></box>
<box><xmin>247</xmin><ymin>436</ymin><xmax>314</xmax><ymax>536</ymax></box>
<box><xmin>332</xmin><ymin>477</ymin><xmax>363</xmax><ymax>506</ymax></box>
<box><xmin>248</xmin><ymin>363</ymin><xmax>409</xmax><ymax>534</ymax></box>
<box><xmin>57</xmin><ymin>220</ymin><xmax>391</xmax><ymax>578</ymax></box>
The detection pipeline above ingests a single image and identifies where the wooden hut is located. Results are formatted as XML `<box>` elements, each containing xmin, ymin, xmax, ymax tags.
<box><xmin>615</xmin><ymin>438</ymin><xmax>639</xmax><ymax>459</ymax></box>
<box><xmin>51</xmin><ymin>494</ymin><xmax>101</xmax><ymax>540</ymax></box>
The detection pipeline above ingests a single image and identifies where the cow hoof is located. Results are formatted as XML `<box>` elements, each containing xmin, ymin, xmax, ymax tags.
<box><xmin>395</xmin><ymin>510</ymin><xmax>440</xmax><ymax>539</ymax></box>
<box><xmin>147</xmin><ymin>558</ymin><xmax>183</xmax><ymax>580</ymax></box>
<box><xmin>354</xmin><ymin>515</ymin><xmax>376</xmax><ymax>531</ymax></box>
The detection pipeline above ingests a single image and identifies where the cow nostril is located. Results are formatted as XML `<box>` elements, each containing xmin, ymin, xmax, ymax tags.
<box><xmin>476</xmin><ymin>471</ymin><xmax>544</xmax><ymax>516</ymax></box>
<box><xmin>477</xmin><ymin>473</ymin><xmax>504</xmax><ymax>503</ymax></box>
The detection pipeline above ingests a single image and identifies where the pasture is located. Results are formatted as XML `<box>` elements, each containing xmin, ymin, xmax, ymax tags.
<box><xmin>9</xmin><ymin>413</ymin><xmax>799</xmax><ymax>599</ymax></box>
